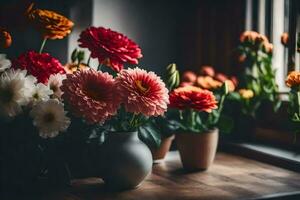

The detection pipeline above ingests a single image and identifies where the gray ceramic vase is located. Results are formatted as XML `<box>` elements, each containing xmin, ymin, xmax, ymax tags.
<box><xmin>100</xmin><ymin>131</ymin><xmax>152</xmax><ymax>190</ymax></box>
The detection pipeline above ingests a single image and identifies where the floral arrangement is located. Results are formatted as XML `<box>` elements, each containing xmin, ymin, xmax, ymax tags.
<box><xmin>236</xmin><ymin>31</ymin><xmax>281</xmax><ymax>116</ymax></box>
<box><xmin>1</xmin><ymin>3</ymin><xmax>172</xmax><ymax>192</ymax></box>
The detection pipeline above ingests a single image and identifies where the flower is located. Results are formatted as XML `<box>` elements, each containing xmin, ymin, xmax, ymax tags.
<box><xmin>115</xmin><ymin>67</ymin><xmax>169</xmax><ymax>117</ymax></box>
<box><xmin>169</xmin><ymin>86</ymin><xmax>218</xmax><ymax>113</ymax></box>
<box><xmin>64</xmin><ymin>62</ymin><xmax>88</xmax><ymax>74</ymax></box>
<box><xmin>27</xmin><ymin>3</ymin><xmax>74</xmax><ymax>40</ymax></box>
<box><xmin>48</xmin><ymin>73</ymin><xmax>66</xmax><ymax>99</ymax></box>
<box><xmin>0</xmin><ymin>28</ymin><xmax>12</xmax><ymax>48</ymax></box>
<box><xmin>286</xmin><ymin>71</ymin><xmax>300</xmax><ymax>88</ymax></box>
<box><xmin>200</xmin><ymin>66</ymin><xmax>215</xmax><ymax>77</ymax></box>
<box><xmin>239</xmin><ymin>89</ymin><xmax>254</xmax><ymax>99</ymax></box>
<box><xmin>78</xmin><ymin>26</ymin><xmax>142</xmax><ymax>72</ymax></box>
<box><xmin>0</xmin><ymin>54</ymin><xmax>11</xmax><ymax>72</ymax></box>
<box><xmin>61</xmin><ymin>69</ymin><xmax>120</xmax><ymax>124</ymax></box>
<box><xmin>182</xmin><ymin>71</ymin><xmax>197</xmax><ymax>83</ymax></box>
<box><xmin>196</xmin><ymin>76</ymin><xmax>222</xmax><ymax>90</ymax></box>
<box><xmin>30</xmin><ymin>99</ymin><xmax>70</xmax><ymax>138</ymax></box>
<box><xmin>281</xmin><ymin>32</ymin><xmax>289</xmax><ymax>46</ymax></box>
<box><xmin>225</xmin><ymin>80</ymin><xmax>236</xmax><ymax>92</ymax></box>
<box><xmin>13</xmin><ymin>51</ymin><xmax>65</xmax><ymax>84</ymax></box>
<box><xmin>262</xmin><ymin>42</ymin><xmax>273</xmax><ymax>54</ymax></box>
<box><xmin>31</xmin><ymin>83</ymin><xmax>53</xmax><ymax>103</ymax></box>
<box><xmin>215</xmin><ymin>73</ymin><xmax>228</xmax><ymax>82</ymax></box>
<box><xmin>0</xmin><ymin>69</ymin><xmax>36</xmax><ymax>117</ymax></box>
<box><xmin>180</xmin><ymin>81</ymin><xmax>194</xmax><ymax>87</ymax></box>
<box><xmin>240</xmin><ymin>31</ymin><xmax>259</xmax><ymax>43</ymax></box>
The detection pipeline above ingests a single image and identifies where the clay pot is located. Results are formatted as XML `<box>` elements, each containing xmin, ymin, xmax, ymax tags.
<box><xmin>100</xmin><ymin>131</ymin><xmax>152</xmax><ymax>190</ymax></box>
<box><xmin>150</xmin><ymin>135</ymin><xmax>174</xmax><ymax>162</ymax></box>
<box><xmin>176</xmin><ymin>128</ymin><xmax>219</xmax><ymax>171</ymax></box>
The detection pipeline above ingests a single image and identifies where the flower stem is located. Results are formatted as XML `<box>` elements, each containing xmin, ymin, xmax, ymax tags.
<box><xmin>39</xmin><ymin>38</ymin><xmax>47</xmax><ymax>53</ymax></box>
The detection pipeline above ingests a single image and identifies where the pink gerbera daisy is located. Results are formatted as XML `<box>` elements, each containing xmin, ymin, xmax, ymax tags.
<box><xmin>115</xmin><ymin>67</ymin><xmax>169</xmax><ymax>117</ymax></box>
<box><xmin>61</xmin><ymin>69</ymin><xmax>120</xmax><ymax>124</ymax></box>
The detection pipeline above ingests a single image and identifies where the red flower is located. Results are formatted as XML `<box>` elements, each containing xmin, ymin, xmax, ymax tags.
<box><xmin>169</xmin><ymin>86</ymin><xmax>218</xmax><ymax>113</ymax></box>
<box><xmin>12</xmin><ymin>51</ymin><xmax>65</xmax><ymax>84</ymax></box>
<box><xmin>78</xmin><ymin>27</ymin><xmax>142</xmax><ymax>72</ymax></box>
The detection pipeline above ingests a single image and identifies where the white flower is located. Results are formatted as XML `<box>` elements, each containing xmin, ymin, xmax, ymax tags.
<box><xmin>48</xmin><ymin>73</ymin><xmax>66</xmax><ymax>99</ymax></box>
<box><xmin>31</xmin><ymin>83</ymin><xmax>53</xmax><ymax>103</ymax></box>
<box><xmin>0</xmin><ymin>69</ymin><xmax>36</xmax><ymax>117</ymax></box>
<box><xmin>0</xmin><ymin>54</ymin><xmax>11</xmax><ymax>72</ymax></box>
<box><xmin>30</xmin><ymin>99</ymin><xmax>71</xmax><ymax>138</ymax></box>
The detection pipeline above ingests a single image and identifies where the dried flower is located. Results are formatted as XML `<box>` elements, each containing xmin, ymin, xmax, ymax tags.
<box><xmin>169</xmin><ymin>86</ymin><xmax>218</xmax><ymax>113</ymax></box>
<box><xmin>115</xmin><ymin>67</ymin><xmax>169</xmax><ymax>117</ymax></box>
<box><xmin>78</xmin><ymin>26</ymin><xmax>142</xmax><ymax>72</ymax></box>
<box><xmin>27</xmin><ymin>3</ymin><xmax>74</xmax><ymax>40</ymax></box>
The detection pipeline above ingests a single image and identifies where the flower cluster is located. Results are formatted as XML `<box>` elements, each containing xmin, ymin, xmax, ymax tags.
<box><xmin>0</xmin><ymin>54</ymin><xmax>69</xmax><ymax>138</ymax></box>
<box><xmin>238</xmin><ymin>89</ymin><xmax>254</xmax><ymax>99</ymax></box>
<box><xmin>181</xmin><ymin>66</ymin><xmax>237</xmax><ymax>92</ymax></box>
<box><xmin>78</xmin><ymin>27</ymin><xmax>142</xmax><ymax>72</ymax></box>
<box><xmin>286</xmin><ymin>71</ymin><xmax>300</xmax><ymax>88</ymax></box>
<box><xmin>239</xmin><ymin>30</ymin><xmax>273</xmax><ymax>54</ymax></box>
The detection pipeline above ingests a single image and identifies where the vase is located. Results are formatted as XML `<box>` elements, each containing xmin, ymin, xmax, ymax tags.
<box><xmin>150</xmin><ymin>135</ymin><xmax>174</xmax><ymax>163</ymax></box>
<box><xmin>100</xmin><ymin>131</ymin><xmax>152</xmax><ymax>190</ymax></box>
<box><xmin>176</xmin><ymin>128</ymin><xmax>219</xmax><ymax>171</ymax></box>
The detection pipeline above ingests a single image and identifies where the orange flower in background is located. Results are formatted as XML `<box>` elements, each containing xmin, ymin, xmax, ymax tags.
<box><xmin>262</xmin><ymin>42</ymin><xmax>273</xmax><ymax>54</ymax></box>
<box><xmin>214</xmin><ymin>73</ymin><xmax>228</xmax><ymax>82</ymax></box>
<box><xmin>0</xmin><ymin>28</ymin><xmax>12</xmax><ymax>48</ymax></box>
<box><xmin>196</xmin><ymin>76</ymin><xmax>222</xmax><ymax>90</ymax></box>
<box><xmin>181</xmin><ymin>71</ymin><xmax>197</xmax><ymax>83</ymax></box>
<box><xmin>281</xmin><ymin>32</ymin><xmax>289</xmax><ymax>46</ymax></box>
<box><xmin>239</xmin><ymin>89</ymin><xmax>254</xmax><ymax>99</ymax></box>
<box><xmin>64</xmin><ymin>63</ymin><xmax>88</xmax><ymax>74</ymax></box>
<box><xmin>169</xmin><ymin>86</ymin><xmax>218</xmax><ymax>113</ymax></box>
<box><xmin>200</xmin><ymin>65</ymin><xmax>215</xmax><ymax>77</ymax></box>
<box><xmin>225</xmin><ymin>80</ymin><xmax>236</xmax><ymax>92</ymax></box>
<box><xmin>240</xmin><ymin>31</ymin><xmax>259</xmax><ymax>43</ymax></box>
<box><xmin>286</xmin><ymin>71</ymin><xmax>300</xmax><ymax>88</ymax></box>
<box><xmin>27</xmin><ymin>3</ymin><xmax>74</xmax><ymax>40</ymax></box>
<box><xmin>180</xmin><ymin>81</ymin><xmax>194</xmax><ymax>87</ymax></box>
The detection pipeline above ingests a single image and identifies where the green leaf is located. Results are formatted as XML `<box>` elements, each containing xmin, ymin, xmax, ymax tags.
<box><xmin>138</xmin><ymin>123</ymin><xmax>161</xmax><ymax>148</ymax></box>
<box><xmin>217</xmin><ymin>115</ymin><xmax>234</xmax><ymax>134</ymax></box>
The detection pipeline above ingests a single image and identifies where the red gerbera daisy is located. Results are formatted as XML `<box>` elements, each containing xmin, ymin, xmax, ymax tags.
<box><xmin>169</xmin><ymin>86</ymin><xmax>218</xmax><ymax>113</ymax></box>
<box><xmin>78</xmin><ymin>26</ymin><xmax>142</xmax><ymax>72</ymax></box>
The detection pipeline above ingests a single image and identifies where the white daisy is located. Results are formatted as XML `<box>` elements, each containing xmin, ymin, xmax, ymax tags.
<box><xmin>0</xmin><ymin>69</ymin><xmax>36</xmax><ymax>117</ymax></box>
<box><xmin>48</xmin><ymin>73</ymin><xmax>66</xmax><ymax>99</ymax></box>
<box><xmin>0</xmin><ymin>54</ymin><xmax>11</xmax><ymax>72</ymax></box>
<box><xmin>31</xmin><ymin>83</ymin><xmax>53</xmax><ymax>103</ymax></box>
<box><xmin>30</xmin><ymin>99</ymin><xmax>71</xmax><ymax>138</ymax></box>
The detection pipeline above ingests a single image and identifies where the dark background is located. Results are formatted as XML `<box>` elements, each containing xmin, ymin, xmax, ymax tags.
<box><xmin>0</xmin><ymin>0</ymin><xmax>245</xmax><ymax>76</ymax></box>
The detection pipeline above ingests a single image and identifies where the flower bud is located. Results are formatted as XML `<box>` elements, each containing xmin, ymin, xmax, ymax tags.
<box><xmin>166</xmin><ymin>63</ymin><xmax>180</xmax><ymax>90</ymax></box>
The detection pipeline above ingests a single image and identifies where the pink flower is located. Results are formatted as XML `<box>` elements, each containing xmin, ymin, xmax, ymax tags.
<box><xmin>116</xmin><ymin>67</ymin><xmax>169</xmax><ymax>117</ymax></box>
<box><xmin>61</xmin><ymin>69</ymin><xmax>120</xmax><ymax>124</ymax></box>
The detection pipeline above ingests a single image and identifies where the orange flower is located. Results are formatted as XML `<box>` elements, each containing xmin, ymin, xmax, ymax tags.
<box><xmin>286</xmin><ymin>71</ymin><xmax>300</xmax><ymax>88</ymax></box>
<box><xmin>225</xmin><ymin>80</ymin><xmax>236</xmax><ymax>92</ymax></box>
<box><xmin>239</xmin><ymin>89</ymin><xmax>254</xmax><ymax>99</ymax></box>
<box><xmin>262</xmin><ymin>42</ymin><xmax>273</xmax><ymax>54</ymax></box>
<box><xmin>0</xmin><ymin>28</ymin><xmax>12</xmax><ymax>48</ymax></box>
<box><xmin>64</xmin><ymin>63</ymin><xmax>88</xmax><ymax>74</ymax></box>
<box><xmin>196</xmin><ymin>76</ymin><xmax>222</xmax><ymax>90</ymax></box>
<box><xmin>240</xmin><ymin>31</ymin><xmax>259</xmax><ymax>43</ymax></box>
<box><xmin>27</xmin><ymin>3</ymin><xmax>74</xmax><ymax>40</ymax></box>
<box><xmin>281</xmin><ymin>32</ymin><xmax>289</xmax><ymax>46</ymax></box>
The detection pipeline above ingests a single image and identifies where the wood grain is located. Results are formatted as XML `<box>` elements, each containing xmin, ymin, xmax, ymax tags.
<box><xmin>43</xmin><ymin>152</ymin><xmax>300</xmax><ymax>200</ymax></box>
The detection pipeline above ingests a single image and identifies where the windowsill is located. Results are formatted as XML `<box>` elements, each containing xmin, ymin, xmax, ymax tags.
<box><xmin>220</xmin><ymin>141</ymin><xmax>300</xmax><ymax>172</ymax></box>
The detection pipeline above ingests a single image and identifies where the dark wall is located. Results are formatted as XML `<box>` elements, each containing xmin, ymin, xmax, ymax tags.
<box><xmin>0</xmin><ymin>0</ymin><xmax>245</xmax><ymax>76</ymax></box>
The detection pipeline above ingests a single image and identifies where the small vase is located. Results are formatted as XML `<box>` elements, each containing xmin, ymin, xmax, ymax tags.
<box><xmin>100</xmin><ymin>131</ymin><xmax>152</xmax><ymax>190</ymax></box>
<box><xmin>176</xmin><ymin>128</ymin><xmax>219</xmax><ymax>171</ymax></box>
<box><xmin>150</xmin><ymin>135</ymin><xmax>174</xmax><ymax>163</ymax></box>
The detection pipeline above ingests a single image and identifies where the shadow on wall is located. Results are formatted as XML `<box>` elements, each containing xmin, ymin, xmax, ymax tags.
<box><xmin>0</xmin><ymin>0</ymin><xmax>244</xmax><ymax>76</ymax></box>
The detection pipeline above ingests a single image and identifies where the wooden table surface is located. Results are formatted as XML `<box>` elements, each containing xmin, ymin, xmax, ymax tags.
<box><xmin>44</xmin><ymin>151</ymin><xmax>300</xmax><ymax>200</ymax></box>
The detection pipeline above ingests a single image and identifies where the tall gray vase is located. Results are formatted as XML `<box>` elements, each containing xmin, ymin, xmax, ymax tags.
<box><xmin>100</xmin><ymin>131</ymin><xmax>152</xmax><ymax>190</ymax></box>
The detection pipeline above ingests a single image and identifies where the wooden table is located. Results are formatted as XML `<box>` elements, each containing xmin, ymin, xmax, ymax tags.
<box><xmin>45</xmin><ymin>152</ymin><xmax>300</xmax><ymax>200</ymax></box>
